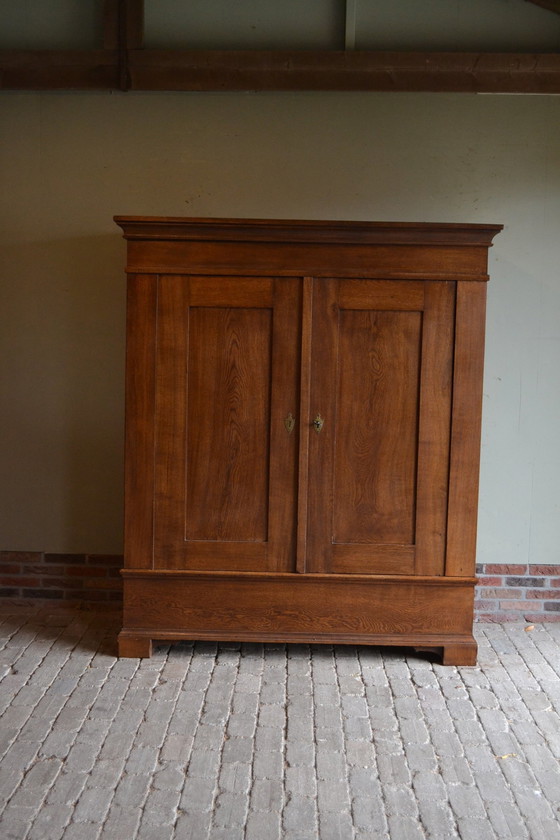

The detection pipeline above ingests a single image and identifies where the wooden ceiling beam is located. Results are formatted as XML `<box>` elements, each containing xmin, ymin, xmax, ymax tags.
<box><xmin>104</xmin><ymin>0</ymin><xmax>144</xmax><ymax>49</ymax></box>
<box><xmin>525</xmin><ymin>0</ymin><xmax>560</xmax><ymax>15</ymax></box>
<box><xmin>103</xmin><ymin>0</ymin><xmax>143</xmax><ymax>89</ymax></box>
<box><xmin>128</xmin><ymin>50</ymin><xmax>560</xmax><ymax>94</ymax></box>
<box><xmin>0</xmin><ymin>49</ymin><xmax>119</xmax><ymax>89</ymax></box>
<box><xmin>1</xmin><ymin>50</ymin><xmax>559</xmax><ymax>93</ymax></box>
<box><xmin>0</xmin><ymin>48</ymin><xmax>560</xmax><ymax>94</ymax></box>
<box><xmin>1</xmin><ymin>0</ymin><xmax>559</xmax><ymax>94</ymax></box>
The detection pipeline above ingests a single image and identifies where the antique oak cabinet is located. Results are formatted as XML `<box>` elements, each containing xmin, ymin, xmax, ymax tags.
<box><xmin>115</xmin><ymin>216</ymin><xmax>501</xmax><ymax>664</ymax></box>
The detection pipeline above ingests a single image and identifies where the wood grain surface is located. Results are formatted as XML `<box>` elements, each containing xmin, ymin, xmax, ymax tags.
<box><xmin>123</xmin><ymin>274</ymin><xmax>157</xmax><ymax>570</ymax></box>
<box><xmin>446</xmin><ymin>281</ymin><xmax>488</xmax><ymax>576</ymax></box>
<box><xmin>116</xmin><ymin>217</ymin><xmax>502</xmax><ymax>664</ymax></box>
<box><xmin>119</xmin><ymin>571</ymin><xmax>477</xmax><ymax>664</ymax></box>
<box><xmin>333</xmin><ymin>307</ymin><xmax>420</xmax><ymax>546</ymax></box>
<box><xmin>185</xmin><ymin>306</ymin><xmax>271</xmax><ymax>542</ymax></box>
<box><xmin>153</xmin><ymin>275</ymin><xmax>299</xmax><ymax>572</ymax></box>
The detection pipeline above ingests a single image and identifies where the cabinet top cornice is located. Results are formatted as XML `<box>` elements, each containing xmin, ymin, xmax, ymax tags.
<box><xmin>114</xmin><ymin>216</ymin><xmax>502</xmax><ymax>248</ymax></box>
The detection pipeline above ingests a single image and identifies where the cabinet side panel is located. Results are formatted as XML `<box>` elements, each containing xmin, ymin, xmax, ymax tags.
<box><xmin>124</xmin><ymin>275</ymin><xmax>157</xmax><ymax>569</ymax></box>
<box><xmin>446</xmin><ymin>282</ymin><xmax>487</xmax><ymax>577</ymax></box>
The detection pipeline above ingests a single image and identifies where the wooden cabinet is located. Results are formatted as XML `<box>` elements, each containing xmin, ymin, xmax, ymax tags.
<box><xmin>115</xmin><ymin>217</ymin><xmax>501</xmax><ymax>664</ymax></box>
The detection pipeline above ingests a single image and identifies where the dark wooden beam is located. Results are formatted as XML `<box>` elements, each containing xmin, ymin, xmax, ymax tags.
<box><xmin>103</xmin><ymin>0</ymin><xmax>143</xmax><ymax>89</ymax></box>
<box><xmin>127</xmin><ymin>50</ymin><xmax>560</xmax><ymax>94</ymax></box>
<box><xmin>0</xmin><ymin>50</ymin><xmax>119</xmax><ymax>89</ymax></box>
<box><xmin>526</xmin><ymin>0</ymin><xmax>560</xmax><ymax>14</ymax></box>
<box><xmin>0</xmin><ymin>0</ymin><xmax>145</xmax><ymax>91</ymax></box>
<box><xmin>1</xmin><ymin>0</ymin><xmax>559</xmax><ymax>93</ymax></box>
<box><xmin>1</xmin><ymin>49</ymin><xmax>559</xmax><ymax>93</ymax></box>
<box><xmin>103</xmin><ymin>0</ymin><xmax>120</xmax><ymax>50</ymax></box>
<box><xmin>123</xmin><ymin>0</ymin><xmax>144</xmax><ymax>50</ymax></box>
<box><xmin>104</xmin><ymin>0</ymin><xmax>144</xmax><ymax>49</ymax></box>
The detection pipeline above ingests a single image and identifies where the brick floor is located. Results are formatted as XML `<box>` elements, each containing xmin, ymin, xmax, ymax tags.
<box><xmin>0</xmin><ymin>607</ymin><xmax>559</xmax><ymax>839</ymax></box>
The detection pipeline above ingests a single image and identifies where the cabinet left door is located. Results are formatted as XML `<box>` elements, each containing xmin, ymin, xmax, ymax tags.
<box><xmin>151</xmin><ymin>275</ymin><xmax>301</xmax><ymax>573</ymax></box>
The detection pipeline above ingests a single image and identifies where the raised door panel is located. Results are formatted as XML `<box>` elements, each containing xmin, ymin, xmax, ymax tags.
<box><xmin>153</xmin><ymin>275</ymin><xmax>300</xmax><ymax>572</ymax></box>
<box><xmin>306</xmin><ymin>278</ymin><xmax>455</xmax><ymax>576</ymax></box>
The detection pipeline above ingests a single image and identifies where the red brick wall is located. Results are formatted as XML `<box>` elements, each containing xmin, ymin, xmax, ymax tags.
<box><xmin>1</xmin><ymin>553</ymin><xmax>559</xmax><ymax>620</ymax></box>
<box><xmin>475</xmin><ymin>564</ymin><xmax>560</xmax><ymax>622</ymax></box>
<box><xmin>0</xmin><ymin>552</ymin><xmax>122</xmax><ymax>605</ymax></box>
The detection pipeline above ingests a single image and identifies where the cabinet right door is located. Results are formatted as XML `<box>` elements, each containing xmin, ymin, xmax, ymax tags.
<box><xmin>305</xmin><ymin>278</ymin><xmax>455</xmax><ymax>577</ymax></box>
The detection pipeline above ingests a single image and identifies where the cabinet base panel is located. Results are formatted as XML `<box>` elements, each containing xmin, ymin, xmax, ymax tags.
<box><xmin>118</xmin><ymin>628</ymin><xmax>476</xmax><ymax>665</ymax></box>
<box><xmin>119</xmin><ymin>571</ymin><xmax>477</xmax><ymax>665</ymax></box>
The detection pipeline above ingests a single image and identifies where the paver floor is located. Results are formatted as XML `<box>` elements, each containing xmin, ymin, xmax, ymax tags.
<box><xmin>0</xmin><ymin>606</ymin><xmax>559</xmax><ymax>839</ymax></box>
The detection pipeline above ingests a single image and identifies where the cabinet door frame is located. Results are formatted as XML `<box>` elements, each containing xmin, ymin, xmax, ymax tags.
<box><xmin>303</xmin><ymin>277</ymin><xmax>455</xmax><ymax>577</ymax></box>
<box><xmin>152</xmin><ymin>274</ymin><xmax>301</xmax><ymax>573</ymax></box>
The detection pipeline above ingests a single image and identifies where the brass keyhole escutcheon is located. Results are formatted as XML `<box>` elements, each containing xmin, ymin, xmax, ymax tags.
<box><xmin>313</xmin><ymin>413</ymin><xmax>324</xmax><ymax>434</ymax></box>
<box><xmin>284</xmin><ymin>413</ymin><xmax>295</xmax><ymax>434</ymax></box>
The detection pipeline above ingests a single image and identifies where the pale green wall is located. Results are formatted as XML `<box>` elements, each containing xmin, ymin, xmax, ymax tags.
<box><xmin>1</xmin><ymin>92</ymin><xmax>559</xmax><ymax>565</ymax></box>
